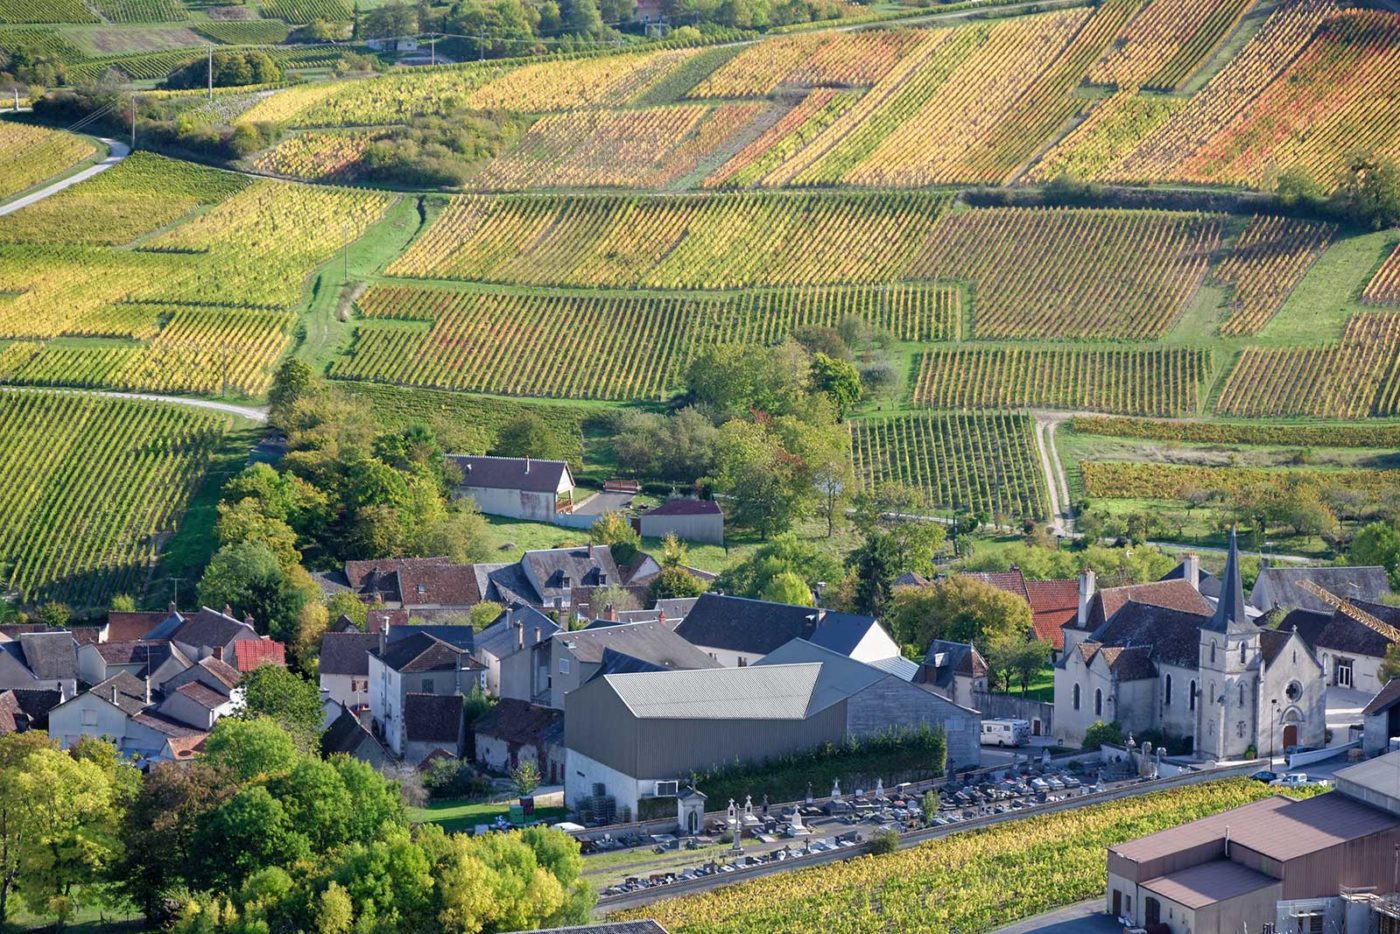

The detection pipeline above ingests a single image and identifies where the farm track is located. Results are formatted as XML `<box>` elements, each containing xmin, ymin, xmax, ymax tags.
<box><xmin>0</xmin><ymin>385</ymin><xmax>268</xmax><ymax>422</ymax></box>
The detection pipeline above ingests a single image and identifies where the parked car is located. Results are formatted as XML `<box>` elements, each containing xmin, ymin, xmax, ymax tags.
<box><xmin>1271</xmin><ymin>772</ymin><xmax>1330</xmax><ymax>788</ymax></box>
<box><xmin>1250</xmin><ymin>770</ymin><xmax>1279</xmax><ymax>784</ymax></box>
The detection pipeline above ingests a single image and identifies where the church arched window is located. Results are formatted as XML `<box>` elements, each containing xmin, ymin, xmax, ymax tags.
<box><xmin>1210</xmin><ymin>641</ymin><xmax>1216</xmax><ymax>664</ymax></box>
<box><xmin>1094</xmin><ymin>688</ymin><xmax>1103</xmax><ymax>717</ymax></box>
<box><xmin>1240</xmin><ymin>641</ymin><xmax>1247</xmax><ymax>664</ymax></box>
<box><xmin>1238</xmin><ymin>683</ymin><xmax>1245</xmax><ymax>706</ymax></box>
<box><xmin>1073</xmin><ymin>684</ymin><xmax>1081</xmax><ymax>710</ymax></box>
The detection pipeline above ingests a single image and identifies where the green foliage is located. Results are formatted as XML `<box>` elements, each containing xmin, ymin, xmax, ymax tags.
<box><xmin>686</xmin><ymin>341</ymin><xmax>814</xmax><ymax>421</ymax></box>
<box><xmin>810</xmin><ymin>352</ymin><xmax>862</xmax><ymax>417</ymax></box>
<box><xmin>689</xmin><ymin>725</ymin><xmax>947</xmax><ymax>808</ymax></box>
<box><xmin>759</xmin><ymin>570</ymin><xmax>814</xmax><ymax>606</ymax></box>
<box><xmin>1353</xmin><ymin>520</ymin><xmax>1400</xmax><ymax>589</ymax></box>
<box><xmin>204</xmin><ymin>717</ymin><xmax>300</xmax><ymax>784</ymax></box>
<box><xmin>239</xmin><ymin>666</ymin><xmax>326</xmax><ymax>751</ymax></box>
<box><xmin>590</xmin><ymin>512</ymin><xmax>640</xmax><ymax>565</ymax></box>
<box><xmin>469</xmin><ymin>600</ymin><xmax>506</xmax><ymax>630</ymax></box>
<box><xmin>493</xmin><ymin>411</ymin><xmax>571</xmax><ymax>463</ymax></box>
<box><xmin>164</xmin><ymin>51</ymin><xmax>284</xmax><ymax>91</ymax></box>
<box><xmin>360</xmin><ymin>110</ymin><xmax>530</xmax><ymax>188</ymax></box>
<box><xmin>197</xmin><ymin>541</ymin><xmax>319</xmax><ymax>643</ymax></box>
<box><xmin>649</xmin><ymin>565</ymin><xmax>710</xmax><ymax>600</ymax></box>
<box><xmin>712</xmin><ymin>533</ymin><xmax>841</xmax><ymax>601</ymax></box>
<box><xmin>612</xmin><ymin>407</ymin><xmax>719</xmax><ymax>483</ymax></box>
<box><xmin>869</xmin><ymin>828</ymin><xmax>900</xmax><ymax>855</ymax></box>
<box><xmin>512</xmin><ymin>760</ymin><xmax>541</xmax><ymax>796</ymax></box>
<box><xmin>1083</xmin><ymin>720</ymin><xmax>1125</xmax><ymax>750</ymax></box>
<box><xmin>884</xmin><ymin>575</ymin><xmax>1031</xmax><ymax>654</ymax></box>
<box><xmin>1381</xmin><ymin>643</ymin><xmax>1400</xmax><ymax>685</ymax></box>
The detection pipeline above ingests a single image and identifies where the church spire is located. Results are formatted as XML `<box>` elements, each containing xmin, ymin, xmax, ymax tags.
<box><xmin>1205</xmin><ymin>527</ymin><xmax>1251</xmax><ymax>633</ymax></box>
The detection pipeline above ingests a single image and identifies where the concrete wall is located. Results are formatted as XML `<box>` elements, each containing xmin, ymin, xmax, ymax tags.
<box><xmin>688</xmin><ymin>643</ymin><xmax>757</xmax><ymax>669</ymax></box>
<box><xmin>970</xmin><ymin>690</ymin><xmax>1053</xmax><ymax>737</ymax></box>
<box><xmin>565</xmin><ymin>747</ymin><xmax>655</xmax><ymax>814</ymax></box>
<box><xmin>1364</xmin><ymin>709</ymin><xmax>1399</xmax><ymax>755</ymax></box>
<box><xmin>459</xmin><ymin>486</ymin><xmax>557</xmax><ymax>522</ymax></box>
<box><xmin>1156</xmin><ymin>663</ymin><xmax>1198</xmax><ymax>743</ymax></box>
<box><xmin>844</xmin><ymin>678</ymin><xmax>980</xmax><ymax>770</ymax></box>
<box><xmin>638</xmin><ymin>513</ymin><xmax>723</xmax><ymax>545</ymax></box>
<box><xmin>320</xmin><ymin>672</ymin><xmax>369</xmax><ymax>709</ymax></box>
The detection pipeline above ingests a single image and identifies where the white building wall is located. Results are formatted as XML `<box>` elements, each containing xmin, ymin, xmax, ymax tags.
<box><xmin>1156</xmin><ymin>663</ymin><xmax>1199</xmax><ymax>743</ymax></box>
<box><xmin>368</xmin><ymin>655</ymin><xmax>404</xmax><ymax>756</ymax></box>
<box><xmin>638</xmin><ymin>513</ymin><xmax>723</xmax><ymax>545</ymax></box>
<box><xmin>49</xmin><ymin>696</ymin><xmax>131</xmax><ymax>749</ymax></box>
<box><xmin>459</xmin><ymin>487</ymin><xmax>556</xmax><ymax>521</ymax></box>
<box><xmin>320</xmin><ymin>671</ymin><xmax>369</xmax><ymax>709</ymax></box>
<box><xmin>1053</xmin><ymin>653</ymin><xmax>1116</xmax><ymax>746</ymax></box>
<box><xmin>565</xmin><ymin>747</ymin><xmax>653</xmax><ymax>814</ymax></box>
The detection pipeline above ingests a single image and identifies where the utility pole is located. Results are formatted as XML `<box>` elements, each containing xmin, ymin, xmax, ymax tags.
<box><xmin>429</xmin><ymin>36</ymin><xmax>436</xmax><ymax>65</ymax></box>
<box><xmin>169</xmin><ymin>576</ymin><xmax>185</xmax><ymax>609</ymax></box>
<box><xmin>130</xmin><ymin>93</ymin><xmax>137</xmax><ymax>149</ymax></box>
<box><xmin>208</xmin><ymin>44</ymin><xmax>214</xmax><ymax>100</ymax></box>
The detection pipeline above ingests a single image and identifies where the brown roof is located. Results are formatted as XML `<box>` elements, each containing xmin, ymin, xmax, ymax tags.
<box><xmin>965</xmin><ymin>570</ymin><xmax>1030</xmax><ymax>602</ymax></box>
<box><xmin>1096</xmin><ymin>645</ymin><xmax>1157</xmax><ymax>680</ymax></box>
<box><xmin>232</xmin><ymin>639</ymin><xmax>286</xmax><ymax>672</ymax></box>
<box><xmin>1141</xmin><ymin>860</ymin><xmax>1277</xmax><ymax>909</ymax></box>
<box><xmin>105</xmin><ymin>611</ymin><xmax>173</xmax><ymax>642</ymax></box>
<box><xmin>0</xmin><ymin>691</ymin><xmax>21</xmax><ymax>732</ymax></box>
<box><xmin>373</xmin><ymin>632</ymin><xmax>480</xmax><ymax>673</ymax></box>
<box><xmin>645</xmin><ymin>499</ymin><xmax>721</xmax><ymax>517</ymax></box>
<box><xmin>397</xmin><ymin>564</ymin><xmax>483</xmax><ymax>607</ymax></box>
<box><xmin>197</xmin><ymin>655</ymin><xmax>242</xmax><ymax>690</ymax></box>
<box><xmin>473</xmin><ymin>698</ymin><xmax>562</xmax><ymax>747</ymax></box>
<box><xmin>1111</xmin><ymin>793</ymin><xmax>1400</xmax><ymax>865</ymax></box>
<box><xmin>175</xmin><ymin>681</ymin><xmax>229</xmax><ymax>710</ymax></box>
<box><xmin>165</xmin><ymin>732</ymin><xmax>209</xmax><ymax>759</ymax></box>
<box><xmin>403</xmin><ymin>692</ymin><xmax>464</xmax><ymax>744</ymax></box>
<box><xmin>1091</xmin><ymin>579</ymin><xmax>1212</xmax><ymax>629</ymax></box>
<box><xmin>1364</xmin><ymin>679</ymin><xmax>1400</xmax><ymax>717</ymax></box>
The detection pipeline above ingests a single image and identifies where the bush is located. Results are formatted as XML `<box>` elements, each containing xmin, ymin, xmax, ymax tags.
<box><xmin>869</xmin><ymin>829</ymin><xmax>900</xmax><ymax>855</ymax></box>
<box><xmin>423</xmin><ymin>758</ymin><xmax>489</xmax><ymax>800</ymax></box>
<box><xmin>1082</xmin><ymin>721</ymin><xmax>1125</xmax><ymax>750</ymax></box>
<box><xmin>163</xmin><ymin>51</ymin><xmax>283</xmax><ymax>90</ymax></box>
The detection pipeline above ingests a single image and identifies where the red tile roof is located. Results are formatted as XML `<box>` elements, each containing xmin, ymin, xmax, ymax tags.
<box><xmin>1025</xmin><ymin>579</ymin><xmax>1079</xmax><ymax>649</ymax></box>
<box><xmin>965</xmin><ymin>570</ymin><xmax>1029</xmax><ymax>602</ymax></box>
<box><xmin>232</xmin><ymin>639</ymin><xmax>286</xmax><ymax>672</ymax></box>
<box><xmin>105</xmin><ymin>611</ymin><xmax>172</xmax><ymax>642</ymax></box>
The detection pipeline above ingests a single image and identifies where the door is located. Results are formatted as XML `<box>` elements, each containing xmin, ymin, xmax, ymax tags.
<box><xmin>1111</xmin><ymin>890</ymin><xmax>1121</xmax><ymax>918</ymax></box>
<box><xmin>1032</xmin><ymin>718</ymin><xmax>1041</xmax><ymax>736</ymax></box>
<box><xmin>1336</xmin><ymin>658</ymin><xmax>1353</xmax><ymax>688</ymax></box>
<box><xmin>1283</xmin><ymin>724</ymin><xmax>1298</xmax><ymax>749</ymax></box>
<box><xmin>1145</xmin><ymin>898</ymin><xmax>1160</xmax><ymax>926</ymax></box>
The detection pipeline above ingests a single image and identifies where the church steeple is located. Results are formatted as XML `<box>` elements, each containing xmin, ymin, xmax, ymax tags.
<box><xmin>1204</xmin><ymin>528</ymin><xmax>1251</xmax><ymax>634</ymax></box>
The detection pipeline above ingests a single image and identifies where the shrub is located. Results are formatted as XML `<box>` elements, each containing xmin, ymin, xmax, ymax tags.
<box><xmin>1082</xmin><ymin>721</ymin><xmax>1125</xmax><ymax>750</ymax></box>
<box><xmin>869</xmin><ymin>829</ymin><xmax>901</xmax><ymax>855</ymax></box>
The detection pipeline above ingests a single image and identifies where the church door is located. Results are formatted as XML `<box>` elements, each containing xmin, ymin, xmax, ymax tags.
<box><xmin>1283</xmin><ymin>724</ymin><xmax>1298</xmax><ymax>749</ymax></box>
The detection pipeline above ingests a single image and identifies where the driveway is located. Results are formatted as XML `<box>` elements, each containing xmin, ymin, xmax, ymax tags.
<box><xmin>992</xmin><ymin>900</ymin><xmax>1119</xmax><ymax>934</ymax></box>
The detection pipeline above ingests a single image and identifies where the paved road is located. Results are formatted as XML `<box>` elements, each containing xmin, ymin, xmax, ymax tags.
<box><xmin>992</xmin><ymin>900</ymin><xmax>1118</xmax><ymax>934</ymax></box>
<box><xmin>0</xmin><ymin>385</ymin><xmax>268</xmax><ymax>423</ymax></box>
<box><xmin>0</xmin><ymin>137</ymin><xmax>129</xmax><ymax>217</ymax></box>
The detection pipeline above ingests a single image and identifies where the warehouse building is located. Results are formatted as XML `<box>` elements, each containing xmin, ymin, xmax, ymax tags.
<box><xmin>563</xmin><ymin>639</ymin><xmax>979</xmax><ymax>813</ymax></box>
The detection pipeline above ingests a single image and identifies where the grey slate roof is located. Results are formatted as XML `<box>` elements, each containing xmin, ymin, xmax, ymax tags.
<box><xmin>476</xmin><ymin>604</ymin><xmax>559</xmax><ymax>659</ymax></box>
<box><xmin>920</xmin><ymin>640</ymin><xmax>987</xmax><ymax>689</ymax></box>
<box><xmin>175</xmin><ymin>681</ymin><xmax>228</xmax><ymax>710</ymax></box>
<box><xmin>556</xmin><ymin>620</ymin><xmax>719</xmax><ymax>670</ymax></box>
<box><xmin>1250</xmin><ymin>565</ymin><xmax>1392</xmax><ymax>613</ymax></box>
<box><xmin>1160</xmin><ymin>562</ymin><xmax>1221</xmax><ymax>599</ymax></box>
<box><xmin>588</xmin><ymin>647</ymin><xmax>670</xmax><ymax>679</ymax></box>
<box><xmin>483</xmin><ymin>562</ymin><xmax>538</xmax><ymax>606</ymax></box>
<box><xmin>1280</xmin><ymin>602</ymin><xmax>1397</xmax><ymax>658</ymax></box>
<box><xmin>403</xmin><ymin>692</ymin><xmax>464</xmax><ymax>743</ymax></box>
<box><xmin>449</xmin><ymin>455</ymin><xmax>573</xmax><ymax>494</ymax></box>
<box><xmin>522</xmin><ymin>546</ymin><xmax>623</xmax><ymax>604</ymax></box>
<box><xmin>322</xmin><ymin>705</ymin><xmax>386</xmax><ymax>756</ymax></box>
<box><xmin>1088</xmin><ymin>600</ymin><xmax>1210</xmax><ymax>668</ymax></box>
<box><xmin>473</xmin><ymin>697</ymin><xmax>562</xmax><ymax>745</ymax></box>
<box><xmin>319</xmin><ymin>633</ymin><xmax>381</xmax><ymax>677</ymax></box>
<box><xmin>170</xmin><ymin>607</ymin><xmax>254</xmax><ymax>650</ymax></box>
<box><xmin>16</xmin><ymin>631</ymin><xmax>78</xmax><ymax>681</ymax></box>
<box><xmin>373</xmin><ymin>632</ymin><xmax>474</xmax><ymax>673</ymax></box>
<box><xmin>1202</xmin><ymin>529</ymin><xmax>1252</xmax><ymax>635</ymax></box>
<box><xmin>387</xmin><ymin>624</ymin><xmax>475</xmax><ymax>652</ymax></box>
<box><xmin>1363</xmin><ymin>679</ymin><xmax>1400</xmax><ymax>717</ymax></box>
<box><xmin>674</xmin><ymin>594</ymin><xmax>877</xmax><ymax>657</ymax></box>
<box><xmin>88</xmin><ymin>672</ymin><xmax>150</xmax><ymax>716</ymax></box>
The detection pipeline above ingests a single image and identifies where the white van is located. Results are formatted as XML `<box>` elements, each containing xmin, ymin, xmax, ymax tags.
<box><xmin>980</xmin><ymin>719</ymin><xmax>1031</xmax><ymax>747</ymax></box>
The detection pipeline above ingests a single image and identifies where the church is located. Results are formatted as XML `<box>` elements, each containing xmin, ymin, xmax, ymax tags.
<box><xmin>1054</xmin><ymin>532</ymin><xmax>1326</xmax><ymax>759</ymax></box>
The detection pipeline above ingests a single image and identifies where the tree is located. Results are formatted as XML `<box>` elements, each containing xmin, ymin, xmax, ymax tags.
<box><xmin>705</xmin><ymin>413</ymin><xmax>847</xmax><ymax>539</ymax></box>
<box><xmin>809</xmin><ymin>352</ymin><xmax>862</xmax><ymax>417</ymax></box>
<box><xmin>685</xmin><ymin>342</ymin><xmax>813</xmax><ymax>421</ymax></box>
<box><xmin>203</xmin><ymin>717</ymin><xmax>299</xmax><ymax>783</ymax></box>
<box><xmin>468</xmin><ymin>601</ymin><xmax>505</xmax><ymax>630</ymax></box>
<box><xmin>493</xmin><ymin>412</ymin><xmax>568</xmax><ymax>462</ymax></box>
<box><xmin>712</xmin><ymin>533</ymin><xmax>841</xmax><ymax>600</ymax></box>
<box><xmin>1352</xmin><ymin>520</ymin><xmax>1400</xmax><ymax>589</ymax></box>
<box><xmin>1332</xmin><ymin>149</ymin><xmax>1400</xmax><ymax>230</ymax></box>
<box><xmin>1009</xmin><ymin>638</ymin><xmax>1051</xmax><ymax>695</ymax></box>
<box><xmin>512</xmin><ymin>760</ymin><xmax>541</xmax><ymax>796</ymax></box>
<box><xmin>1381</xmin><ymin>642</ymin><xmax>1400</xmax><ymax>684</ymax></box>
<box><xmin>362</xmin><ymin>1</ymin><xmax>420</xmax><ymax>37</ymax></box>
<box><xmin>649</xmin><ymin>565</ymin><xmax>708</xmax><ymax>601</ymax></box>
<box><xmin>318</xmin><ymin>881</ymin><xmax>353</xmax><ymax>934</ymax></box>
<box><xmin>35</xmin><ymin>602</ymin><xmax>69</xmax><ymax>629</ymax></box>
<box><xmin>216</xmin><ymin>497</ymin><xmax>302</xmax><ymax>569</ymax></box>
<box><xmin>846</xmin><ymin>530</ymin><xmax>899</xmax><ymax>615</ymax></box>
<box><xmin>198</xmin><ymin>541</ymin><xmax>317</xmax><ymax>643</ymax></box>
<box><xmin>162</xmin><ymin>50</ymin><xmax>282</xmax><ymax>90</ymax></box>
<box><xmin>612</xmin><ymin>408</ymin><xmax>719</xmax><ymax>483</ymax></box>
<box><xmin>239</xmin><ymin>666</ymin><xmax>325</xmax><ymax>751</ymax></box>
<box><xmin>759</xmin><ymin>570</ymin><xmax>814</xmax><ymax>606</ymax></box>
<box><xmin>192</xmin><ymin>785</ymin><xmax>304</xmax><ymax>891</ymax></box>
<box><xmin>0</xmin><ymin>732</ymin><xmax>55</xmax><ymax>926</ymax></box>
<box><xmin>589</xmin><ymin>584</ymin><xmax>639</xmax><ymax>616</ymax></box>
<box><xmin>589</xmin><ymin>512</ymin><xmax>640</xmax><ymax>565</ymax></box>
<box><xmin>884</xmin><ymin>576</ymin><xmax>1031</xmax><ymax>654</ymax></box>
<box><xmin>110</xmin><ymin>594</ymin><xmax>136</xmax><ymax>612</ymax></box>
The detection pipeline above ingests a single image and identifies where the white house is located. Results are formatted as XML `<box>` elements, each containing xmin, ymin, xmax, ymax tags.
<box><xmin>318</xmin><ymin>632</ymin><xmax>380</xmax><ymax>709</ymax></box>
<box><xmin>367</xmin><ymin>631</ymin><xmax>484</xmax><ymax>758</ymax></box>
<box><xmin>447</xmin><ymin>455</ymin><xmax>575</xmax><ymax>522</ymax></box>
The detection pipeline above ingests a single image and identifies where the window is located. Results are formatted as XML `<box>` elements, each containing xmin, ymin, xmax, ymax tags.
<box><xmin>1286</xmin><ymin>680</ymin><xmax>1302</xmax><ymax>701</ymax></box>
<box><xmin>1164</xmin><ymin>674</ymin><xmax>1173</xmax><ymax>706</ymax></box>
<box><xmin>421</xmin><ymin>678</ymin><xmax>433</xmax><ymax>693</ymax></box>
<box><xmin>1073</xmin><ymin>684</ymin><xmax>1081</xmax><ymax>710</ymax></box>
<box><xmin>352</xmin><ymin>678</ymin><xmax>367</xmax><ymax>692</ymax></box>
<box><xmin>1209</xmin><ymin>681</ymin><xmax>1215</xmax><ymax>704</ymax></box>
<box><xmin>82</xmin><ymin>708</ymin><xmax>98</xmax><ymax>727</ymax></box>
<box><xmin>1094</xmin><ymin>688</ymin><xmax>1103</xmax><ymax>717</ymax></box>
<box><xmin>1240</xmin><ymin>641</ymin><xmax>1247</xmax><ymax>664</ymax></box>
<box><xmin>559</xmin><ymin>657</ymin><xmax>571</xmax><ymax>675</ymax></box>
<box><xmin>1210</xmin><ymin>641</ymin><xmax>1216</xmax><ymax>664</ymax></box>
<box><xmin>1239</xmin><ymin>683</ymin><xmax>1246</xmax><ymax>706</ymax></box>
<box><xmin>1237</xmin><ymin>720</ymin><xmax>1246</xmax><ymax>738</ymax></box>
<box><xmin>1189</xmin><ymin>680</ymin><xmax>1197</xmax><ymax>711</ymax></box>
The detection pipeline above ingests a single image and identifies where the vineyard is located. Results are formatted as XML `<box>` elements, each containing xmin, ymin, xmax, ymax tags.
<box><xmin>1087</xmin><ymin>0</ymin><xmax>1252</xmax><ymax>89</ymax></box>
<box><xmin>0</xmin><ymin>0</ymin><xmax>96</xmax><ymax>22</ymax></box>
<box><xmin>1211</xmin><ymin>215</ymin><xmax>1335</xmax><ymax>336</ymax></box>
<box><xmin>624</xmin><ymin>780</ymin><xmax>1312</xmax><ymax>933</ymax></box>
<box><xmin>1069</xmin><ymin>416</ymin><xmax>1400</xmax><ymax>448</ymax></box>
<box><xmin>0</xmin><ymin>121</ymin><xmax>96</xmax><ymax>201</ymax></box>
<box><xmin>252</xmin><ymin>129</ymin><xmax>387</xmax><ymax>182</ymax></box>
<box><xmin>1026</xmin><ymin>91</ymin><xmax>1183</xmax><ymax>183</ymax></box>
<box><xmin>464</xmin><ymin>48</ymin><xmax>704</xmax><ymax>113</ymax></box>
<box><xmin>1363</xmin><ymin>242</ymin><xmax>1400</xmax><ymax>305</ymax></box>
<box><xmin>387</xmin><ymin>191</ymin><xmax>950</xmax><ymax>289</ymax></box>
<box><xmin>0</xmin><ymin>391</ymin><xmax>231</xmax><ymax>608</ymax></box>
<box><xmin>257</xmin><ymin>0</ymin><xmax>352</xmax><ymax>22</ymax></box>
<box><xmin>690</xmin><ymin>29</ymin><xmax>931</xmax><ymax>97</ymax></box>
<box><xmin>909</xmin><ymin>207</ymin><xmax>1222</xmax><ymax>340</ymax></box>
<box><xmin>849</xmin><ymin>413</ymin><xmax>1049</xmax><ymax>519</ymax></box>
<box><xmin>466</xmin><ymin>103</ymin><xmax>767</xmax><ymax>191</ymax></box>
<box><xmin>331</xmin><ymin>283</ymin><xmax>959</xmax><ymax>401</ymax></box>
<box><xmin>1082</xmin><ymin>461</ymin><xmax>1400</xmax><ymax>502</ymax></box>
<box><xmin>88</xmin><ymin>0</ymin><xmax>187</xmax><ymax>23</ymax></box>
<box><xmin>913</xmin><ymin>346</ymin><xmax>1211</xmax><ymax>416</ymax></box>
<box><xmin>1215</xmin><ymin>314</ymin><xmax>1400</xmax><ymax>418</ymax></box>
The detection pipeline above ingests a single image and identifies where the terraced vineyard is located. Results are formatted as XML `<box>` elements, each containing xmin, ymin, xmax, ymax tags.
<box><xmin>0</xmin><ymin>121</ymin><xmax>96</xmax><ymax>201</ymax></box>
<box><xmin>1211</xmin><ymin>215</ymin><xmax>1335</xmax><ymax>336</ymax></box>
<box><xmin>388</xmin><ymin>191</ymin><xmax>950</xmax><ymax>288</ymax></box>
<box><xmin>332</xmin><ymin>283</ymin><xmax>960</xmax><ymax>400</ymax></box>
<box><xmin>913</xmin><ymin>346</ymin><xmax>1212</xmax><ymax>416</ymax></box>
<box><xmin>1216</xmin><ymin>314</ymin><xmax>1400</xmax><ymax>418</ymax></box>
<box><xmin>910</xmin><ymin>207</ymin><xmax>1222</xmax><ymax>339</ymax></box>
<box><xmin>0</xmin><ymin>391</ymin><xmax>231</xmax><ymax>608</ymax></box>
<box><xmin>850</xmin><ymin>413</ymin><xmax>1049</xmax><ymax>519</ymax></box>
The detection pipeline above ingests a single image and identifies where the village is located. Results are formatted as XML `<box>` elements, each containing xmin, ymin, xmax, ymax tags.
<box><xmin>5</xmin><ymin>450</ymin><xmax>1400</xmax><ymax>934</ymax></box>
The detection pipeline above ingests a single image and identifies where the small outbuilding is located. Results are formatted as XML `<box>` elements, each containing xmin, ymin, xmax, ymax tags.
<box><xmin>448</xmin><ymin>455</ymin><xmax>575</xmax><ymax>522</ymax></box>
<box><xmin>637</xmin><ymin>499</ymin><xmax>723</xmax><ymax>545</ymax></box>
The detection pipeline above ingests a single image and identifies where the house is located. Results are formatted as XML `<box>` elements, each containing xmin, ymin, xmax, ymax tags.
<box><xmin>147</xmin><ymin>606</ymin><xmax>262</xmax><ymax>664</ymax></box>
<box><xmin>0</xmin><ymin>630</ymin><xmax>78</xmax><ymax>697</ymax></box>
<box><xmin>474</xmin><ymin>603</ymin><xmax>559</xmax><ymax>701</ymax></box>
<box><xmin>916</xmin><ymin>640</ymin><xmax>988</xmax><ymax>708</ymax></box>
<box><xmin>321</xmin><ymin>703</ymin><xmax>389</xmax><ymax>768</ymax></box>
<box><xmin>403</xmin><ymin>692</ymin><xmax>466</xmax><ymax>764</ymax></box>
<box><xmin>544</xmin><ymin>619</ymin><xmax>719</xmax><ymax>710</ymax></box>
<box><xmin>387</xmin><ymin>623</ymin><xmax>475</xmax><ymax>653</ymax></box>
<box><xmin>1105</xmin><ymin>750</ymin><xmax>1400</xmax><ymax>934</ymax></box>
<box><xmin>673</xmin><ymin>594</ymin><xmax>903</xmax><ymax>670</ymax></box>
<box><xmin>1055</xmin><ymin>532</ymin><xmax>1326</xmax><ymax>757</ymax></box>
<box><xmin>1362</xmin><ymin>679</ymin><xmax>1400</xmax><ymax>755</ymax></box>
<box><xmin>0</xmin><ymin>688</ymin><xmax>61</xmax><ymax>732</ymax></box>
<box><xmin>154</xmin><ymin>681</ymin><xmax>236</xmax><ymax>730</ymax></box>
<box><xmin>1249</xmin><ymin>565</ymin><xmax>1391</xmax><ymax>613</ymax></box>
<box><xmin>319</xmin><ymin>632</ymin><xmax>380</xmax><ymax>709</ymax></box>
<box><xmin>519</xmin><ymin>546</ymin><xmax>622</xmax><ymax>613</ymax></box>
<box><xmin>473</xmin><ymin>697</ymin><xmax>565</xmax><ymax>783</ymax></box>
<box><xmin>47</xmin><ymin>673</ymin><xmax>210</xmax><ymax>760</ymax></box>
<box><xmin>368</xmin><ymin>631</ymin><xmax>485</xmax><ymax>758</ymax></box>
<box><xmin>637</xmin><ymin>499</ymin><xmax>723</xmax><ymax>545</ymax></box>
<box><xmin>448</xmin><ymin>454</ymin><xmax>576</xmax><ymax>522</ymax></box>
<box><xmin>104</xmin><ymin>608</ymin><xmax>178</xmax><ymax>643</ymax></box>
<box><xmin>1277</xmin><ymin>598</ymin><xmax>1398</xmax><ymax>695</ymax></box>
<box><xmin>163</xmin><ymin>654</ymin><xmax>242</xmax><ymax>698</ymax></box>
<box><xmin>563</xmin><ymin>638</ymin><xmax>979</xmax><ymax>813</ymax></box>
<box><xmin>77</xmin><ymin>640</ymin><xmax>189</xmax><ymax>688</ymax></box>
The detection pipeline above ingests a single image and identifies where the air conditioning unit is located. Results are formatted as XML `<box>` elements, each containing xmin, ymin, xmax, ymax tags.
<box><xmin>654</xmin><ymin>780</ymin><xmax>679</xmax><ymax>797</ymax></box>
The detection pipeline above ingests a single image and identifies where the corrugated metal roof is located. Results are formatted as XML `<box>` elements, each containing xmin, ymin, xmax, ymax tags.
<box><xmin>603</xmin><ymin>663</ymin><xmax>823</xmax><ymax>720</ymax></box>
<box><xmin>1112</xmin><ymin>792</ymin><xmax>1399</xmax><ymax>864</ymax></box>
<box><xmin>1141</xmin><ymin>860</ymin><xmax>1277</xmax><ymax>909</ymax></box>
<box><xmin>866</xmin><ymin>654</ymin><xmax>919</xmax><ymax>681</ymax></box>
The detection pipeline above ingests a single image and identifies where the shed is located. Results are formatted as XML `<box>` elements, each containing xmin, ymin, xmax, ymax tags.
<box><xmin>638</xmin><ymin>499</ymin><xmax>724</xmax><ymax>545</ymax></box>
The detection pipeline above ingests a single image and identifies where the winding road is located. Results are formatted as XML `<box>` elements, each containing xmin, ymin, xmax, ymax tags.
<box><xmin>0</xmin><ymin>137</ymin><xmax>130</xmax><ymax>217</ymax></box>
<box><xmin>0</xmin><ymin>385</ymin><xmax>267</xmax><ymax>422</ymax></box>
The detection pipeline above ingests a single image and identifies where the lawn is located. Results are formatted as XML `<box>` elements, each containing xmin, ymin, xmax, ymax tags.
<box><xmin>407</xmin><ymin>797</ymin><xmax>567</xmax><ymax>834</ymax></box>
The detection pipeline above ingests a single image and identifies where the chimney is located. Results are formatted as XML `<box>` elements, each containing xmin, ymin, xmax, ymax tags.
<box><xmin>604</xmin><ymin>603</ymin><xmax>616</xmax><ymax>622</ymax></box>
<box><xmin>111</xmin><ymin>685</ymin><xmax>118</xmax><ymax>703</ymax></box>
<box><xmin>244</xmin><ymin>614</ymin><xmax>254</xmax><ymax>628</ymax></box>
<box><xmin>1077</xmin><ymin>568</ymin><xmax>1096</xmax><ymax>628</ymax></box>
<box><xmin>658</xmin><ymin>608</ymin><xmax>667</xmax><ymax>627</ymax></box>
<box><xmin>212</xmin><ymin>646</ymin><xmax>222</xmax><ymax>661</ymax></box>
<box><xmin>168</xmin><ymin>600</ymin><xmax>177</xmax><ymax>613</ymax></box>
<box><xmin>223</xmin><ymin>604</ymin><xmax>233</xmax><ymax>617</ymax></box>
<box><xmin>378</xmin><ymin>629</ymin><xmax>387</xmax><ymax>656</ymax></box>
<box><xmin>587</xmin><ymin>543</ymin><xmax>594</xmax><ymax>560</ymax></box>
<box><xmin>1183</xmin><ymin>553</ymin><xmax>1200</xmax><ymax>592</ymax></box>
